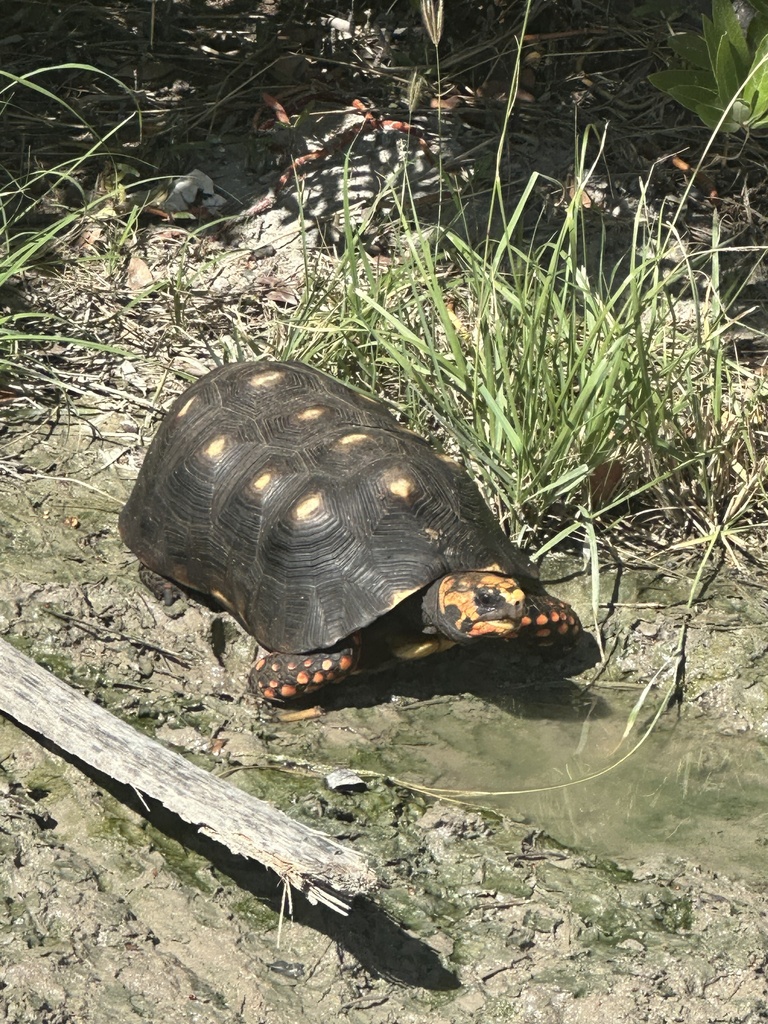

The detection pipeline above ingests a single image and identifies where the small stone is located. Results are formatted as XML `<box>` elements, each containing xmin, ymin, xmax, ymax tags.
<box><xmin>136</xmin><ymin>656</ymin><xmax>154</xmax><ymax>678</ymax></box>
<box><xmin>325</xmin><ymin>768</ymin><xmax>367</xmax><ymax>793</ymax></box>
<box><xmin>617</xmin><ymin>938</ymin><xmax>646</xmax><ymax>952</ymax></box>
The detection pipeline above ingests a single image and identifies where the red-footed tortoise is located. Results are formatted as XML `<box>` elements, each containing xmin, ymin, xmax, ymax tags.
<box><xmin>119</xmin><ymin>361</ymin><xmax>581</xmax><ymax>701</ymax></box>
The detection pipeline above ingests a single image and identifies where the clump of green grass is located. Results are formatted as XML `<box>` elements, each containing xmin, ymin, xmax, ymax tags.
<box><xmin>272</xmin><ymin>139</ymin><xmax>767</xmax><ymax>562</ymax></box>
<box><xmin>0</xmin><ymin>64</ymin><xmax>141</xmax><ymax>387</ymax></box>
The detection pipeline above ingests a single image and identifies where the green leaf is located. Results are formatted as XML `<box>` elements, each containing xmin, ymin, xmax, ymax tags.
<box><xmin>649</xmin><ymin>69</ymin><xmax>718</xmax><ymax>94</ymax></box>
<box><xmin>744</xmin><ymin>35</ymin><xmax>768</xmax><ymax>117</ymax></box>
<box><xmin>668</xmin><ymin>32</ymin><xmax>712</xmax><ymax>70</ymax></box>
<box><xmin>702</xmin><ymin>14</ymin><xmax>722</xmax><ymax>70</ymax></box>
<box><xmin>693</xmin><ymin>102</ymin><xmax>742</xmax><ymax>131</ymax></box>
<box><xmin>747</xmin><ymin>13</ymin><xmax>768</xmax><ymax>50</ymax></box>
<box><xmin>712</xmin><ymin>0</ymin><xmax>751</xmax><ymax>71</ymax></box>
<box><xmin>749</xmin><ymin>0</ymin><xmax>768</xmax><ymax>15</ymax></box>
<box><xmin>666</xmin><ymin>84</ymin><xmax>721</xmax><ymax>113</ymax></box>
<box><xmin>715</xmin><ymin>36</ymin><xmax>743</xmax><ymax>106</ymax></box>
<box><xmin>731</xmin><ymin>97</ymin><xmax>753</xmax><ymax>125</ymax></box>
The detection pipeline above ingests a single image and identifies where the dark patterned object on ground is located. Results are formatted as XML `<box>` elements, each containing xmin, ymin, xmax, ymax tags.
<box><xmin>119</xmin><ymin>361</ymin><xmax>581</xmax><ymax>700</ymax></box>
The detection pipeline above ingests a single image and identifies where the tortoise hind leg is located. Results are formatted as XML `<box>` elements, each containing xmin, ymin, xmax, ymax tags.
<box><xmin>251</xmin><ymin>633</ymin><xmax>362</xmax><ymax>702</ymax></box>
<box><xmin>138</xmin><ymin>563</ymin><xmax>184</xmax><ymax>606</ymax></box>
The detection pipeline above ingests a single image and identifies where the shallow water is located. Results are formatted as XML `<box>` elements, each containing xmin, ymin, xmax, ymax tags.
<box><xmin>370</xmin><ymin>682</ymin><xmax>768</xmax><ymax>887</ymax></box>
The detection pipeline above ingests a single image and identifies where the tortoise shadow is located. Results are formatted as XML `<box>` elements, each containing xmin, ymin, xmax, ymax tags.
<box><xmin>129</xmin><ymin>561</ymin><xmax>603</xmax><ymax>723</ymax></box>
<box><xmin>307</xmin><ymin>630</ymin><xmax>605</xmax><ymax>721</ymax></box>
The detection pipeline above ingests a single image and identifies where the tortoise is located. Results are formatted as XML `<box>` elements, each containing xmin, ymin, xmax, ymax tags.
<box><xmin>119</xmin><ymin>361</ymin><xmax>581</xmax><ymax>701</ymax></box>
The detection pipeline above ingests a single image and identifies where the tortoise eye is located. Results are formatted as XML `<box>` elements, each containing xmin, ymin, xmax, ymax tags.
<box><xmin>476</xmin><ymin>588</ymin><xmax>498</xmax><ymax>607</ymax></box>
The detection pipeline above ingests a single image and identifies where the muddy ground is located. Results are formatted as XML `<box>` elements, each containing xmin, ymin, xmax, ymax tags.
<box><xmin>3</xmin><ymin>1</ymin><xmax>768</xmax><ymax>1020</ymax></box>
<box><xmin>2</xmin><ymin>379</ymin><xmax>768</xmax><ymax>1024</ymax></box>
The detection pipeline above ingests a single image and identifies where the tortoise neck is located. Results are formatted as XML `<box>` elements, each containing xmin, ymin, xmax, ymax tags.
<box><xmin>421</xmin><ymin>577</ymin><xmax>468</xmax><ymax>643</ymax></box>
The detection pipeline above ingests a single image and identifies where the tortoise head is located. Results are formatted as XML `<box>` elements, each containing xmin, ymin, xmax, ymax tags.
<box><xmin>422</xmin><ymin>572</ymin><xmax>526</xmax><ymax>644</ymax></box>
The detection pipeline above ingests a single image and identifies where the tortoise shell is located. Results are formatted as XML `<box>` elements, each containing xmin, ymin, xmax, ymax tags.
<box><xmin>119</xmin><ymin>361</ymin><xmax>540</xmax><ymax>654</ymax></box>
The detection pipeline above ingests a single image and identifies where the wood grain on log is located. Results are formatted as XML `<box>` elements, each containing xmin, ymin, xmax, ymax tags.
<box><xmin>0</xmin><ymin>637</ymin><xmax>376</xmax><ymax>913</ymax></box>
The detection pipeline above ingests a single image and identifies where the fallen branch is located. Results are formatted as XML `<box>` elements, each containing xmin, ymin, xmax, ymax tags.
<box><xmin>0</xmin><ymin>637</ymin><xmax>376</xmax><ymax>914</ymax></box>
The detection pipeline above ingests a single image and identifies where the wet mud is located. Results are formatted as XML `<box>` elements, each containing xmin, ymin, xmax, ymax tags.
<box><xmin>1</xmin><ymin>405</ymin><xmax>768</xmax><ymax>1023</ymax></box>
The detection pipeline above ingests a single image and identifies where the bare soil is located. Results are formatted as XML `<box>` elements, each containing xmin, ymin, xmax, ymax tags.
<box><xmin>2</xmin><ymin>367</ymin><xmax>768</xmax><ymax>1024</ymax></box>
<box><xmin>3</xmin><ymin>2</ymin><xmax>768</xmax><ymax>1021</ymax></box>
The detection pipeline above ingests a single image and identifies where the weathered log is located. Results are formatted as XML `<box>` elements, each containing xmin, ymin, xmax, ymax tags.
<box><xmin>0</xmin><ymin>637</ymin><xmax>376</xmax><ymax>913</ymax></box>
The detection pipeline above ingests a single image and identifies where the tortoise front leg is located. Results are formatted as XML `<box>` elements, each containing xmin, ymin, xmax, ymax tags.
<box><xmin>250</xmin><ymin>633</ymin><xmax>362</xmax><ymax>701</ymax></box>
<box><xmin>518</xmin><ymin>595</ymin><xmax>582</xmax><ymax>647</ymax></box>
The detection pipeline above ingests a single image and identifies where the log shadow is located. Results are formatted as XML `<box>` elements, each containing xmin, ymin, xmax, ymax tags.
<box><xmin>5</xmin><ymin>720</ymin><xmax>459</xmax><ymax>992</ymax></box>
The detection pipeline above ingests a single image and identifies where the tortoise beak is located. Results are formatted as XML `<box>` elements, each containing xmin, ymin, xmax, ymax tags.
<box><xmin>466</xmin><ymin>598</ymin><xmax>525</xmax><ymax>638</ymax></box>
<box><xmin>476</xmin><ymin>593</ymin><xmax>525</xmax><ymax>623</ymax></box>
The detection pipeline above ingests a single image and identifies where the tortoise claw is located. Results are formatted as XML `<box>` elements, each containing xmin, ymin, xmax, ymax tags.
<box><xmin>138</xmin><ymin>563</ymin><xmax>184</xmax><ymax>606</ymax></box>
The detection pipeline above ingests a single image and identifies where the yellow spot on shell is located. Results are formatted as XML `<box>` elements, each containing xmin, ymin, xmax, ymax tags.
<box><xmin>251</xmin><ymin>471</ymin><xmax>273</xmax><ymax>492</ymax></box>
<box><xmin>297</xmin><ymin>406</ymin><xmax>327</xmax><ymax>421</ymax></box>
<box><xmin>336</xmin><ymin>432</ymin><xmax>371</xmax><ymax>446</ymax></box>
<box><xmin>387</xmin><ymin>475</ymin><xmax>414</xmax><ymax>499</ymax></box>
<box><xmin>176</xmin><ymin>396</ymin><xmax>196</xmax><ymax>418</ymax></box>
<box><xmin>481</xmin><ymin>563</ymin><xmax>505</xmax><ymax>573</ymax></box>
<box><xmin>249</xmin><ymin>369</ymin><xmax>283</xmax><ymax>387</ymax></box>
<box><xmin>203</xmin><ymin>436</ymin><xmax>228</xmax><ymax>458</ymax></box>
<box><xmin>293</xmin><ymin>493</ymin><xmax>323</xmax><ymax>519</ymax></box>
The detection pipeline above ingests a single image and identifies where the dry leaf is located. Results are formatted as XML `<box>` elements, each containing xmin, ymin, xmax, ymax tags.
<box><xmin>125</xmin><ymin>256</ymin><xmax>154</xmax><ymax>291</ymax></box>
